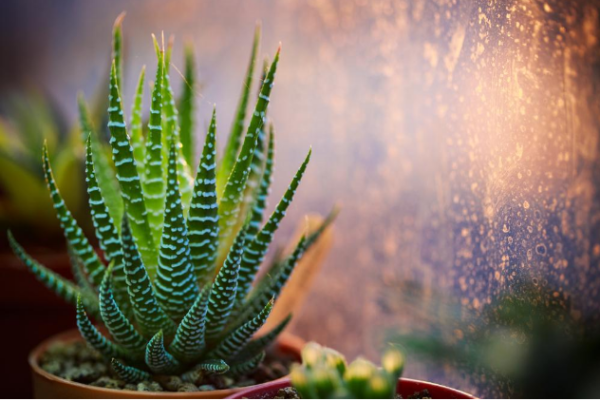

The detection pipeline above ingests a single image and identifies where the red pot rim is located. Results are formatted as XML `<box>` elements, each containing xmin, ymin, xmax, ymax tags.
<box><xmin>29</xmin><ymin>328</ymin><xmax>305</xmax><ymax>398</ymax></box>
<box><xmin>225</xmin><ymin>377</ymin><xmax>477</xmax><ymax>399</ymax></box>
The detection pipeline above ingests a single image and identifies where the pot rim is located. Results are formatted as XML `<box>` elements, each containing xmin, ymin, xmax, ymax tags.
<box><xmin>225</xmin><ymin>377</ymin><xmax>477</xmax><ymax>399</ymax></box>
<box><xmin>29</xmin><ymin>328</ymin><xmax>305</xmax><ymax>398</ymax></box>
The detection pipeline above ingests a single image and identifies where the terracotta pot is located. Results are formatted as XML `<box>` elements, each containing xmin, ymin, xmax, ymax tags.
<box><xmin>225</xmin><ymin>377</ymin><xmax>477</xmax><ymax>399</ymax></box>
<box><xmin>30</xmin><ymin>328</ymin><xmax>305</xmax><ymax>398</ymax></box>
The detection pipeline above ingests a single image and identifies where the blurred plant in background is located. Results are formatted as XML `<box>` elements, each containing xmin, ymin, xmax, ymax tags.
<box><xmin>386</xmin><ymin>274</ymin><xmax>600</xmax><ymax>398</ymax></box>
<box><xmin>0</xmin><ymin>90</ymin><xmax>87</xmax><ymax>246</ymax></box>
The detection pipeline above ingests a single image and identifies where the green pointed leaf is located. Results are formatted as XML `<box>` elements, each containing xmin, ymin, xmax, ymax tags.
<box><xmin>99</xmin><ymin>267</ymin><xmax>146</xmax><ymax>355</ymax></box>
<box><xmin>85</xmin><ymin>136</ymin><xmax>127</xmax><ymax>306</ymax></box>
<box><xmin>235</xmin><ymin>121</ymin><xmax>268</xmax><ymax>236</ymax></box>
<box><xmin>236</xmin><ymin>314</ymin><xmax>292</xmax><ymax>361</ymax></box>
<box><xmin>181</xmin><ymin>359</ymin><xmax>229</xmax><ymax>382</ymax></box>
<box><xmin>188</xmin><ymin>108</ymin><xmax>219</xmax><ymax>285</ymax></box>
<box><xmin>130</xmin><ymin>66</ymin><xmax>146</xmax><ymax>176</ymax></box>
<box><xmin>216</xmin><ymin>25</ymin><xmax>261</xmax><ymax>195</ymax></box>
<box><xmin>145</xmin><ymin>330</ymin><xmax>181</xmax><ymax>374</ymax></box>
<box><xmin>107</xmin><ymin>61</ymin><xmax>158</xmax><ymax>271</ymax></box>
<box><xmin>179</xmin><ymin>43</ymin><xmax>196</xmax><ymax>168</ymax></box>
<box><xmin>43</xmin><ymin>144</ymin><xmax>106</xmax><ymax>287</ymax></box>
<box><xmin>111</xmin><ymin>358</ymin><xmax>152</xmax><ymax>383</ymax></box>
<box><xmin>237</xmin><ymin>237</ymin><xmax>306</xmax><ymax>325</ymax></box>
<box><xmin>235</xmin><ymin>149</ymin><xmax>311</xmax><ymax>305</ymax></box>
<box><xmin>77</xmin><ymin>295</ymin><xmax>124</xmax><ymax>359</ymax></box>
<box><xmin>8</xmin><ymin>232</ymin><xmax>98</xmax><ymax>315</ymax></box>
<box><xmin>142</xmin><ymin>50</ymin><xmax>166</xmax><ymax>245</ymax></box>
<box><xmin>210</xmin><ymin>299</ymin><xmax>273</xmax><ymax>360</ymax></box>
<box><xmin>218</xmin><ymin>46</ymin><xmax>281</xmax><ymax>260</ymax></box>
<box><xmin>160</xmin><ymin>41</ymin><xmax>194</xmax><ymax>211</ymax></box>
<box><xmin>237</xmin><ymin>60</ymin><xmax>271</xmax><ymax>235</ymax></box>
<box><xmin>78</xmin><ymin>95</ymin><xmax>123</xmax><ymax>228</ymax></box>
<box><xmin>112</xmin><ymin>13</ymin><xmax>125</xmax><ymax>91</ymax></box>
<box><xmin>169</xmin><ymin>285</ymin><xmax>211</xmax><ymax>363</ymax></box>
<box><xmin>120</xmin><ymin>217</ymin><xmax>176</xmax><ymax>338</ymax></box>
<box><xmin>205</xmin><ymin>227</ymin><xmax>246</xmax><ymax>342</ymax></box>
<box><xmin>228</xmin><ymin>351</ymin><xmax>265</xmax><ymax>378</ymax></box>
<box><xmin>245</xmin><ymin>125</ymin><xmax>274</xmax><ymax>239</ymax></box>
<box><xmin>196</xmin><ymin>359</ymin><xmax>229</xmax><ymax>374</ymax></box>
<box><xmin>155</xmin><ymin>144</ymin><xmax>199</xmax><ymax>320</ymax></box>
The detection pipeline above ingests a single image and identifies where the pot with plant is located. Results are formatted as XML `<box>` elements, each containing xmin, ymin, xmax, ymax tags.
<box><xmin>11</xmin><ymin>18</ymin><xmax>336</xmax><ymax>398</ymax></box>
<box><xmin>0</xmin><ymin>20</ymin><xmax>116</xmax><ymax>398</ymax></box>
<box><xmin>227</xmin><ymin>343</ymin><xmax>476</xmax><ymax>399</ymax></box>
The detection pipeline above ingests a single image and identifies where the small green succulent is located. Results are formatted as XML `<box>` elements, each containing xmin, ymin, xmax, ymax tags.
<box><xmin>9</xmin><ymin>20</ymin><xmax>335</xmax><ymax>386</ymax></box>
<box><xmin>291</xmin><ymin>343</ymin><xmax>404</xmax><ymax>398</ymax></box>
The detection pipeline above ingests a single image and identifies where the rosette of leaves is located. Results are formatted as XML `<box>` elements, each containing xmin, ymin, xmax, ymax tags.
<box><xmin>290</xmin><ymin>343</ymin><xmax>404</xmax><ymax>398</ymax></box>
<box><xmin>8</xmin><ymin>23</ymin><xmax>336</xmax><ymax>385</ymax></box>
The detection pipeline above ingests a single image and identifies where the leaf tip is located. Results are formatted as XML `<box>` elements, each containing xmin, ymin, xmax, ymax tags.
<box><xmin>114</xmin><ymin>12</ymin><xmax>126</xmax><ymax>30</ymax></box>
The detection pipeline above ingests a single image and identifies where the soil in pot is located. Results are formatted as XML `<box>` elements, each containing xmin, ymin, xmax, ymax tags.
<box><xmin>38</xmin><ymin>338</ymin><xmax>296</xmax><ymax>393</ymax></box>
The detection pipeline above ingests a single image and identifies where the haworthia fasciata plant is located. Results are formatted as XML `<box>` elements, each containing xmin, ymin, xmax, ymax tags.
<box><xmin>10</xmin><ymin>21</ymin><xmax>336</xmax><ymax>387</ymax></box>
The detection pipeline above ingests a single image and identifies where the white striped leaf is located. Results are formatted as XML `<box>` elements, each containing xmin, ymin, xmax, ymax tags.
<box><xmin>107</xmin><ymin>62</ymin><xmax>158</xmax><ymax>272</ymax></box>
<box><xmin>188</xmin><ymin>108</ymin><xmax>219</xmax><ymax>285</ymax></box>
<box><xmin>43</xmin><ymin>144</ymin><xmax>106</xmax><ymax>287</ymax></box>
<box><xmin>217</xmin><ymin>47</ymin><xmax>281</xmax><ymax>262</ymax></box>
<box><xmin>155</xmin><ymin>144</ymin><xmax>199</xmax><ymax>320</ymax></box>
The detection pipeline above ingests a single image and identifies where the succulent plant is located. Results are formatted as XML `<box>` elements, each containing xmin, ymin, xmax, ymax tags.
<box><xmin>8</xmin><ymin>21</ymin><xmax>335</xmax><ymax>386</ymax></box>
<box><xmin>290</xmin><ymin>343</ymin><xmax>404</xmax><ymax>399</ymax></box>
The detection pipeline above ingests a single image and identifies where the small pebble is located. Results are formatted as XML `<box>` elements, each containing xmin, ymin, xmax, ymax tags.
<box><xmin>178</xmin><ymin>383</ymin><xmax>199</xmax><ymax>392</ymax></box>
<box><xmin>197</xmin><ymin>384</ymin><xmax>216</xmax><ymax>391</ymax></box>
<box><xmin>158</xmin><ymin>376</ymin><xmax>183</xmax><ymax>391</ymax></box>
